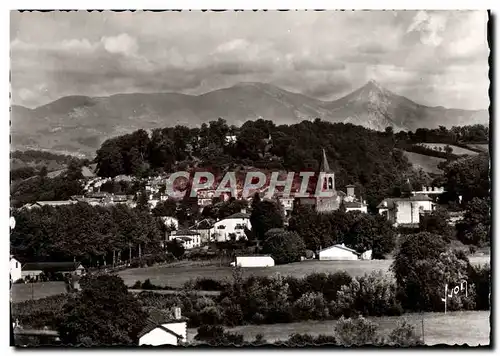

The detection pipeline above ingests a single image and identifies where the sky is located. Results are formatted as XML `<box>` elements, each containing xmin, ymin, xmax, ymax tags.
<box><xmin>10</xmin><ymin>10</ymin><xmax>490</xmax><ymax>110</ymax></box>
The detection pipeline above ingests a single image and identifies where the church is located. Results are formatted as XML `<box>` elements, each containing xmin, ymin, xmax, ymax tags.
<box><xmin>297</xmin><ymin>149</ymin><xmax>346</xmax><ymax>213</ymax></box>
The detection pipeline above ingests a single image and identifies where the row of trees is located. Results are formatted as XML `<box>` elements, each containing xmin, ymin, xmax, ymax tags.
<box><xmin>11</xmin><ymin>203</ymin><xmax>165</xmax><ymax>266</ymax></box>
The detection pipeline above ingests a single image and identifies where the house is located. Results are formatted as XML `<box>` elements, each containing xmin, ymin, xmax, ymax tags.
<box><xmin>139</xmin><ymin>308</ymin><xmax>188</xmax><ymax>346</ymax></box>
<box><xmin>10</xmin><ymin>256</ymin><xmax>22</xmax><ymax>283</ymax></box>
<box><xmin>319</xmin><ymin>244</ymin><xmax>359</xmax><ymax>261</ymax></box>
<box><xmin>22</xmin><ymin>200</ymin><xmax>77</xmax><ymax>210</ymax></box>
<box><xmin>21</xmin><ymin>262</ymin><xmax>85</xmax><ymax>280</ymax></box>
<box><xmin>233</xmin><ymin>255</ymin><xmax>275</xmax><ymax>267</ymax></box>
<box><xmin>213</xmin><ymin>210</ymin><xmax>252</xmax><ymax>242</ymax></box>
<box><xmin>170</xmin><ymin>230</ymin><xmax>201</xmax><ymax>249</ymax></box>
<box><xmin>190</xmin><ymin>218</ymin><xmax>216</xmax><ymax>244</ymax></box>
<box><xmin>342</xmin><ymin>185</ymin><xmax>368</xmax><ymax>213</ymax></box>
<box><xmin>377</xmin><ymin>194</ymin><xmax>435</xmax><ymax>226</ymax></box>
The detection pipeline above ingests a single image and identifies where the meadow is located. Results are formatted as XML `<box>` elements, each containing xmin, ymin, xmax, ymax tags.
<box><xmin>116</xmin><ymin>255</ymin><xmax>490</xmax><ymax>288</ymax></box>
<box><xmin>187</xmin><ymin>310</ymin><xmax>490</xmax><ymax>346</ymax></box>
<box><xmin>402</xmin><ymin>151</ymin><xmax>446</xmax><ymax>174</ymax></box>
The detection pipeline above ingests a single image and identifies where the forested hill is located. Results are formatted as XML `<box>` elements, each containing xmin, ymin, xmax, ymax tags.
<box><xmin>94</xmin><ymin>119</ymin><xmax>421</xmax><ymax>208</ymax></box>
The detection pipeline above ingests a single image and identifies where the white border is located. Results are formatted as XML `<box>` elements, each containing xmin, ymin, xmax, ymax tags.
<box><xmin>2</xmin><ymin>1</ymin><xmax>498</xmax><ymax>355</ymax></box>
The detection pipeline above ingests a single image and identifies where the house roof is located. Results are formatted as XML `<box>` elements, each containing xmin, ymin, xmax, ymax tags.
<box><xmin>139</xmin><ymin>309</ymin><xmax>187</xmax><ymax>339</ymax></box>
<box><xmin>224</xmin><ymin>212</ymin><xmax>250</xmax><ymax>219</ymax></box>
<box><xmin>173</xmin><ymin>229</ymin><xmax>200</xmax><ymax>236</ymax></box>
<box><xmin>22</xmin><ymin>261</ymin><xmax>84</xmax><ymax>271</ymax></box>
<box><xmin>319</xmin><ymin>244</ymin><xmax>359</xmax><ymax>254</ymax></box>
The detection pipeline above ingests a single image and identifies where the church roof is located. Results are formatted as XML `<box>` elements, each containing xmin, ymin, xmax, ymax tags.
<box><xmin>319</xmin><ymin>149</ymin><xmax>334</xmax><ymax>173</ymax></box>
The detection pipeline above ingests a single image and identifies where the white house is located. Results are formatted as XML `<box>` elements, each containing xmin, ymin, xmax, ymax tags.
<box><xmin>10</xmin><ymin>256</ymin><xmax>22</xmax><ymax>283</ymax></box>
<box><xmin>170</xmin><ymin>230</ymin><xmax>201</xmax><ymax>250</ymax></box>
<box><xmin>233</xmin><ymin>255</ymin><xmax>275</xmax><ymax>267</ymax></box>
<box><xmin>377</xmin><ymin>194</ymin><xmax>435</xmax><ymax>226</ymax></box>
<box><xmin>213</xmin><ymin>211</ymin><xmax>252</xmax><ymax>242</ymax></box>
<box><xmin>139</xmin><ymin>308</ymin><xmax>187</xmax><ymax>346</ymax></box>
<box><xmin>319</xmin><ymin>244</ymin><xmax>359</xmax><ymax>261</ymax></box>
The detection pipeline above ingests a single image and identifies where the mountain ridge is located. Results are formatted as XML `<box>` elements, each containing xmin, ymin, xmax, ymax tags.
<box><xmin>10</xmin><ymin>81</ymin><xmax>489</xmax><ymax>156</ymax></box>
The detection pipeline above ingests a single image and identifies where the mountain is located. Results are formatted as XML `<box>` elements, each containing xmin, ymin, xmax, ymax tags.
<box><xmin>323</xmin><ymin>80</ymin><xmax>489</xmax><ymax>132</ymax></box>
<box><xmin>10</xmin><ymin>81</ymin><xmax>489</xmax><ymax>156</ymax></box>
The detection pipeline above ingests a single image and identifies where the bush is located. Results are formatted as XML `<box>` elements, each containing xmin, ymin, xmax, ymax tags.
<box><xmin>283</xmin><ymin>333</ymin><xmax>337</xmax><ymax>346</ymax></box>
<box><xmin>194</xmin><ymin>325</ymin><xmax>244</xmax><ymax>345</ymax></box>
<box><xmin>292</xmin><ymin>292</ymin><xmax>329</xmax><ymax>320</ymax></box>
<box><xmin>333</xmin><ymin>271</ymin><xmax>402</xmax><ymax>317</ymax></box>
<box><xmin>335</xmin><ymin>316</ymin><xmax>381</xmax><ymax>346</ymax></box>
<box><xmin>387</xmin><ymin>320</ymin><xmax>423</xmax><ymax>346</ymax></box>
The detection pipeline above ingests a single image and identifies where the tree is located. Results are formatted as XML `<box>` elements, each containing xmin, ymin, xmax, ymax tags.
<box><xmin>456</xmin><ymin>197</ymin><xmax>491</xmax><ymax>246</ymax></box>
<box><xmin>151</xmin><ymin>199</ymin><xmax>177</xmax><ymax>217</ymax></box>
<box><xmin>419</xmin><ymin>207</ymin><xmax>454</xmax><ymax>241</ymax></box>
<box><xmin>262</xmin><ymin>229</ymin><xmax>305</xmax><ymax>265</ymax></box>
<box><xmin>58</xmin><ymin>275</ymin><xmax>147</xmax><ymax>346</ymax></box>
<box><xmin>392</xmin><ymin>233</ymin><xmax>475</xmax><ymax>311</ymax></box>
<box><xmin>166</xmin><ymin>239</ymin><xmax>185</xmax><ymax>259</ymax></box>
<box><xmin>135</xmin><ymin>190</ymin><xmax>149</xmax><ymax>212</ymax></box>
<box><xmin>250</xmin><ymin>195</ymin><xmax>284</xmax><ymax>240</ymax></box>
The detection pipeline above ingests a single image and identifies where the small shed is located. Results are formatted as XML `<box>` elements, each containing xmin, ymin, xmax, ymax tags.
<box><xmin>318</xmin><ymin>244</ymin><xmax>359</xmax><ymax>261</ymax></box>
<box><xmin>235</xmin><ymin>255</ymin><xmax>275</xmax><ymax>268</ymax></box>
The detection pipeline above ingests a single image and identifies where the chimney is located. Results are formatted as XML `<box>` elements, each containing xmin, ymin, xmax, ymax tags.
<box><xmin>241</xmin><ymin>208</ymin><xmax>247</xmax><ymax>214</ymax></box>
<box><xmin>346</xmin><ymin>185</ymin><xmax>355</xmax><ymax>197</ymax></box>
<box><xmin>173</xmin><ymin>307</ymin><xmax>182</xmax><ymax>320</ymax></box>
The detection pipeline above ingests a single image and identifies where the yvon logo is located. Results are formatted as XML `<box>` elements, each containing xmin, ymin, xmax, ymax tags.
<box><xmin>441</xmin><ymin>280</ymin><xmax>468</xmax><ymax>314</ymax></box>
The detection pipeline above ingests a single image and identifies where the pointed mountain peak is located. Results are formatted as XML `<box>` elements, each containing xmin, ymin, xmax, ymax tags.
<box><xmin>364</xmin><ymin>79</ymin><xmax>384</xmax><ymax>91</ymax></box>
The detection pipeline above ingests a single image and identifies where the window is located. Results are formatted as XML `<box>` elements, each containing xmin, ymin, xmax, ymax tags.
<box><xmin>218</xmin><ymin>225</ymin><xmax>226</xmax><ymax>230</ymax></box>
<box><xmin>16</xmin><ymin>262</ymin><xmax>18</xmax><ymax>268</ymax></box>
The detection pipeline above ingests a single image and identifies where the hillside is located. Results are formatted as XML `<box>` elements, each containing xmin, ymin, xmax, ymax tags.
<box><xmin>10</xmin><ymin>81</ymin><xmax>489</xmax><ymax>156</ymax></box>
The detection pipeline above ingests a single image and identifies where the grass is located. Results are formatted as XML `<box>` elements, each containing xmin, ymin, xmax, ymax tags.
<box><xmin>10</xmin><ymin>281</ymin><xmax>67</xmax><ymax>303</ymax></box>
<box><xmin>402</xmin><ymin>151</ymin><xmax>446</xmax><ymax>174</ymax></box>
<box><xmin>186</xmin><ymin>310</ymin><xmax>490</xmax><ymax>346</ymax></box>
<box><xmin>117</xmin><ymin>256</ymin><xmax>490</xmax><ymax>288</ymax></box>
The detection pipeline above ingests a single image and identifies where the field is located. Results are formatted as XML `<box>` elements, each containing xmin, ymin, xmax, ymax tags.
<box><xmin>10</xmin><ymin>281</ymin><xmax>67</xmax><ymax>303</ymax></box>
<box><xmin>187</xmin><ymin>310</ymin><xmax>490</xmax><ymax>346</ymax></box>
<box><xmin>117</xmin><ymin>256</ymin><xmax>490</xmax><ymax>288</ymax></box>
<box><xmin>402</xmin><ymin>151</ymin><xmax>446</xmax><ymax>174</ymax></box>
<box><xmin>467</xmin><ymin>144</ymin><xmax>489</xmax><ymax>152</ymax></box>
<box><xmin>416</xmin><ymin>143</ymin><xmax>480</xmax><ymax>156</ymax></box>
<box><xmin>10</xmin><ymin>256</ymin><xmax>489</xmax><ymax>302</ymax></box>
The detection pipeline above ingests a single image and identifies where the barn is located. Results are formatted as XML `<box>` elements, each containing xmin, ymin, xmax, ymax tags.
<box><xmin>234</xmin><ymin>255</ymin><xmax>275</xmax><ymax>267</ymax></box>
<box><xmin>318</xmin><ymin>244</ymin><xmax>359</xmax><ymax>261</ymax></box>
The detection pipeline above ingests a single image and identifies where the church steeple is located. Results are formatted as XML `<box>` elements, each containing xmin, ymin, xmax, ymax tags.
<box><xmin>320</xmin><ymin>149</ymin><xmax>334</xmax><ymax>173</ymax></box>
<box><xmin>318</xmin><ymin>149</ymin><xmax>335</xmax><ymax>191</ymax></box>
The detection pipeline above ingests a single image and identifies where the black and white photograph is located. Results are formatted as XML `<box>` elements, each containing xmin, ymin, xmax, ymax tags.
<box><xmin>9</xmin><ymin>9</ymin><xmax>491</xmax><ymax>347</ymax></box>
